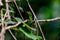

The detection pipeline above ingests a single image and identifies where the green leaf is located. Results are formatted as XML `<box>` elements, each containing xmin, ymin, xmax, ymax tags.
<box><xmin>27</xmin><ymin>11</ymin><xmax>33</xmax><ymax>23</ymax></box>
<box><xmin>15</xmin><ymin>17</ymin><xmax>22</xmax><ymax>22</ymax></box>
<box><xmin>2</xmin><ymin>8</ymin><xmax>14</xmax><ymax>13</ymax></box>
<box><xmin>22</xmin><ymin>22</ymin><xmax>36</xmax><ymax>31</ymax></box>
<box><xmin>9</xmin><ymin>10</ymin><xmax>14</xmax><ymax>13</ymax></box>
<box><xmin>12</xmin><ymin>28</ymin><xmax>18</xmax><ymax>31</ymax></box>
<box><xmin>0</xmin><ymin>19</ymin><xmax>2</xmax><ymax>22</ymax></box>
<box><xmin>15</xmin><ymin>17</ymin><xmax>36</xmax><ymax>31</ymax></box>
<box><xmin>19</xmin><ymin>27</ymin><xmax>42</xmax><ymax>40</ymax></box>
<box><xmin>19</xmin><ymin>7</ymin><xmax>24</xmax><ymax>12</ymax></box>
<box><xmin>2</xmin><ymin>8</ymin><xmax>6</xmax><ymax>11</ymax></box>
<box><xmin>4</xmin><ymin>20</ymin><xmax>16</xmax><ymax>24</ymax></box>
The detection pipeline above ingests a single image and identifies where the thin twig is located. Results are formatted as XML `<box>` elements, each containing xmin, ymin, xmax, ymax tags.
<box><xmin>34</xmin><ymin>18</ymin><xmax>39</xmax><ymax>38</ymax></box>
<box><xmin>0</xmin><ymin>9</ymin><xmax>5</xmax><ymax>40</ymax></box>
<box><xmin>0</xmin><ymin>17</ymin><xmax>60</xmax><ymax>26</ymax></box>
<box><xmin>26</xmin><ymin>0</ymin><xmax>46</xmax><ymax>40</ymax></box>
<box><xmin>5</xmin><ymin>0</ymin><xmax>17</xmax><ymax>40</ymax></box>
<box><xmin>38</xmin><ymin>17</ymin><xmax>60</xmax><ymax>22</ymax></box>
<box><xmin>8</xmin><ymin>29</ymin><xmax>17</xmax><ymax>40</ymax></box>
<box><xmin>5</xmin><ymin>0</ymin><xmax>20</xmax><ymax>2</ymax></box>
<box><xmin>13</xmin><ymin>0</ymin><xmax>24</xmax><ymax>20</ymax></box>
<box><xmin>5</xmin><ymin>0</ymin><xmax>11</xmax><ymax>20</ymax></box>
<box><xmin>5</xmin><ymin>20</ymin><xmax>27</xmax><ymax>30</ymax></box>
<box><xmin>0</xmin><ymin>1</ymin><xmax>5</xmax><ymax>40</ymax></box>
<box><xmin>8</xmin><ymin>5</ymin><xmax>14</xmax><ymax>10</ymax></box>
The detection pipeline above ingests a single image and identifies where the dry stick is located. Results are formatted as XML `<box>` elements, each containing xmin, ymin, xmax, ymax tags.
<box><xmin>5</xmin><ymin>0</ymin><xmax>11</xmax><ymax>20</ymax></box>
<box><xmin>8</xmin><ymin>30</ymin><xmax>17</xmax><ymax>40</ymax></box>
<box><xmin>38</xmin><ymin>17</ymin><xmax>60</xmax><ymax>22</ymax></box>
<box><xmin>5</xmin><ymin>0</ymin><xmax>17</xmax><ymax>40</ymax></box>
<box><xmin>0</xmin><ymin>9</ymin><xmax>5</xmax><ymax>40</ymax></box>
<box><xmin>5</xmin><ymin>20</ymin><xmax>27</xmax><ymax>30</ymax></box>
<box><xmin>26</xmin><ymin>0</ymin><xmax>46</xmax><ymax>40</ymax></box>
<box><xmin>0</xmin><ymin>17</ymin><xmax>60</xmax><ymax>25</ymax></box>
<box><xmin>0</xmin><ymin>17</ymin><xmax>60</xmax><ymax>30</ymax></box>
<box><xmin>0</xmin><ymin>1</ymin><xmax>5</xmax><ymax>40</ymax></box>
<box><xmin>1</xmin><ymin>17</ymin><xmax>60</xmax><ymax>26</ymax></box>
<box><xmin>5</xmin><ymin>22</ymin><xmax>17</xmax><ymax>40</ymax></box>
<box><xmin>5</xmin><ymin>0</ymin><xmax>20</xmax><ymax>2</ymax></box>
<box><xmin>5</xmin><ymin>20</ymin><xmax>27</xmax><ymax>40</ymax></box>
<box><xmin>13</xmin><ymin>0</ymin><xmax>24</xmax><ymax>20</ymax></box>
<box><xmin>8</xmin><ymin>5</ymin><xmax>14</xmax><ymax>10</ymax></box>
<box><xmin>0</xmin><ymin>4</ymin><xmax>27</xmax><ymax>40</ymax></box>
<box><xmin>3</xmin><ymin>5</ymin><xmax>13</xmax><ymax>20</ymax></box>
<box><xmin>13</xmin><ymin>0</ymin><xmax>26</xmax><ymax>39</ymax></box>
<box><xmin>4</xmin><ymin>17</ymin><xmax>60</xmax><ymax>29</ymax></box>
<box><xmin>8</xmin><ymin>29</ymin><xmax>17</xmax><ymax>40</ymax></box>
<box><xmin>34</xmin><ymin>18</ymin><xmax>39</xmax><ymax>39</ymax></box>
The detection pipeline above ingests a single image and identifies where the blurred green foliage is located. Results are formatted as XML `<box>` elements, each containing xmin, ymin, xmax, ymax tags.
<box><xmin>1</xmin><ymin>0</ymin><xmax>60</xmax><ymax>40</ymax></box>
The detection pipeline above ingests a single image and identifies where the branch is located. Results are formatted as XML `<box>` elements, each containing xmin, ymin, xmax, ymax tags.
<box><xmin>0</xmin><ymin>17</ymin><xmax>60</xmax><ymax>25</ymax></box>
<box><xmin>0</xmin><ymin>9</ymin><xmax>5</xmax><ymax>40</ymax></box>
<box><xmin>26</xmin><ymin>0</ymin><xmax>46</xmax><ymax>40</ymax></box>
<box><xmin>38</xmin><ymin>17</ymin><xmax>60</xmax><ymax>22</ymax></box>
<box><xmin>5</xmin><ymin>1</ymin><xmax>18</xmax><ymax>39</ymax></box>
<box><xmin>0</xmin><ymin>17</ymin><xmax>60</xmax><ymax>26</ymax></box>
<box><xmin>5</xmin><ymin>20</ymin><xmax>27</xmax><ymax>30</ymax></box>
<box><xmin>5</xmin><ymin>0</ymin><xmax>20</xmax><ymax>2</ymax></box>
<box><xmin>13</xmin><ymin>0</ymin><xmax>24</xmax><ymax>20</ymax></box>
<box><xmin>5</xmin><ymin>0</ymin><xmax>11</xmax><ymax>20</ymax></box>
<box><xmin>8</xmin><ymin>29</ymin><xmax>17</xmax><ymax>40</ymax></box>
